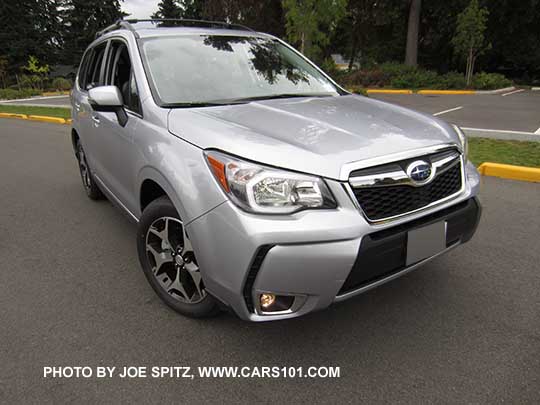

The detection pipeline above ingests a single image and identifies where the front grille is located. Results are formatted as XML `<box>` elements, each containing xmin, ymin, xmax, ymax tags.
<box><xmin>352</xmin><ymin>161</ymin><xmax>462</xmax><ymax>221</ymax></box>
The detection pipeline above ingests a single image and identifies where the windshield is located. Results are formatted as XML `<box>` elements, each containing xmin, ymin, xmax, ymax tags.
<box><xmin>140</xmin><ymin>35</ymin><xmax>341</xmax><ymax>106</ymax></box>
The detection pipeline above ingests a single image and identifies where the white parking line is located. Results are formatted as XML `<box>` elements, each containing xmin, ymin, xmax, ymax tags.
<box><xmin>502</xmin><ymin>89</ymin><xmax>525</xmax><ymax>97</ymax></box>
<box><xmin>433</xmin><ymin>106</ymin><xmax>463</xmax><ymax>116</ymax></box>
<box><xmin>462</xmin><ymin>127</ymin><xmax>536</xmax><ymax>135</ymax></box>
<box><xmin>535</xmin><ymin>128</ymin><xmax>540</xmax><ymax>135</ymax></box>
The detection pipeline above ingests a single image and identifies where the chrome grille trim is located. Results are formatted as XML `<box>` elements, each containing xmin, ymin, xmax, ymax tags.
<box><xmin>345</xmin><ymin>148</ymin><xmax>466</xmax><ymax>225</ymax></box>
<box><xmin>349</xmin><ymin>149</ymin><xmax>460</xmax><ymax>189</ymax></box>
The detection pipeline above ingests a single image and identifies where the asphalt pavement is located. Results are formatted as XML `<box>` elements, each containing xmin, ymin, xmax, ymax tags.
<box><xmin>1</xmin><ymin>119</ymin><xmax>539</xmax><ymax>403</ymax></box>
<box><xmin>372</xmin><ymin>90</ymin><xmax>540</xmax><ymax>141</ymax></box>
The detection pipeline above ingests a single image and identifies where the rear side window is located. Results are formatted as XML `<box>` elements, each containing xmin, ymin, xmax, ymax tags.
<box><xmin>77</xmin><ymin>51</ymin><xmax>92</xmax><ymax>89</ymax></box>
<box><xmin>83</xmin><ymin>42</ymin><xmax>108</xmax><ymax>91</ymax></box>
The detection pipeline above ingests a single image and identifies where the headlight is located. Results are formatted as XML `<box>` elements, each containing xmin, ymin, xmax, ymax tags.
<box><xmin>204</xmin><ymin>150</ymin><xmax>337</xmax><ymax>214</ymax></box>
<box><xmin>453</xmin><ymin>125</ymin><xmax>468</xmax><ymax>158</ymax></box>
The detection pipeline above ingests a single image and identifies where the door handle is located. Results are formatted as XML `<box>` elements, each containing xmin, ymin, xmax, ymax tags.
<box><xmin>91</xmin><ymin>115</ymin><xmax>100</xmax><ymax>126</ymax></box>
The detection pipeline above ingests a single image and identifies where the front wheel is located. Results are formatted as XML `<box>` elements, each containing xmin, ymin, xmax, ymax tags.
<box><xmin>136</xmin><ymin>196</ymin><xmax>220</xmax><ymax>318</ymax></box>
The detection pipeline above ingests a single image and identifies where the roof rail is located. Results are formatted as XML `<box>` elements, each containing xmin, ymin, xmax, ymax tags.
<box><xmin>95</xmin><ymin>18</ymin><xmax>254</xmax><ymax>39</ymax></box>
<box><xmin>95</xmin><ymin>20</ymin><xmax>138</xmax><ymax>39</ymax></box>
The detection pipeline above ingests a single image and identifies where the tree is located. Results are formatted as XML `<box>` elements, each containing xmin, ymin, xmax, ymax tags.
<box><xmin>338</xmin><ymin>0</ymin><xmax>405</xmax><ymax>71</ymax></box>
<box><xmin>452</xmin><ymin>0</ymin><xmax>490</xmax><ymax>86</ymax></box>
<box><xmin>200</xmin><ymin>0</ymin><xmax>284</xmax><ymax>37</ymax></box>
<box><xmin>22</xmin><ymin>55</ymin><xmax>50</xmax><ymax>90</ymax></box>
<box><xmin>0</xmin><ymin>56</ymin><xmax>8</xmax><ymax>88</ymax></box>
<box><xmin>181</xmin><ymin>0</ymin><xmax>204</xmax><ymax>19</ymax></box>
<box><xmin>151</xmin><ymin>0</ymin><xmax>182</xmax><ymax>20</ymax></box>
<box><xmin>404</xmin><ymin>0</ymin><xmax>421</xmax><ymax>66</ymax></box>
<box><xmin>60</xmin><ymin>0</ymin><xmax>126</xmax><ymax>66</ymax></box>
<box><xmin>0</xmin><ymin>0</ymin><xmax>61</xmax><ymax>74</ymax></box>
<box><xmin>283</xmin><ymin>0</ymin><xmax>347</xmax><ymax>62</ymax></box>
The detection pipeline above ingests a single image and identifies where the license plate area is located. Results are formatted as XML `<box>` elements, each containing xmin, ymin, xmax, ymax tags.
<box><xmin>406</xmin><ymin>221</ymin><xmax>446</xmax><ymax>266</ymax></box>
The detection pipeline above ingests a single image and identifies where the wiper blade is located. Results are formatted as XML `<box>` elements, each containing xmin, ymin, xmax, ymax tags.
<box><xmin>227</xmin><ymin>93</ymin><xmax>334</xmax><ymax>103</ymax></box>
<box><xmin>165</xmin><ymin>102</ymin><xmax>229</xmax><ymax>108</ymax></box>
<box><xmin>164</xmin><ymin>93</ymin><xmax>334</xmax><ymax>108</ymax></box>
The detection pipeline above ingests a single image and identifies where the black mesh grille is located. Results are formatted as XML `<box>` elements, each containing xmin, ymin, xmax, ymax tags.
<box><xmin>352</xmin><ymin>163</ymin><xmax>462</xmax><ymax>221</ymax></box>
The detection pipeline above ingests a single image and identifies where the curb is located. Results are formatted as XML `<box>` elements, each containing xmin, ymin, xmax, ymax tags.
<box><xmin>363</xmin><ymin>87</ymin><xmax>515</xmax><ymax>95</ymax></box>
<box><xmin>478</xmin><ymin>162</ymin><xmax>540</xmax><ymax>183</ymax></box>
<box><xmin>0</xmin><ymin>112</ymin><xmax>71</xmax><ymax>125</ymax></box>
<box><xmin>366</xmin><ymin>89</ymin><xmax>413</xmax><ymax>94</ymax></box>
<box><xmin>417</xmin><ymin>90</ymin><xmax>476</xmax><ymax>95</ymax></box>
<box><xmin>476</xmin><ymin>86</ymin><xmax>516</xmax><ymax>95</ymax></box>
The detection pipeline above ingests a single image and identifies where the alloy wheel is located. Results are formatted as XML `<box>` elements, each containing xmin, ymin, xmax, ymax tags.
<box><xmin>77</xmin><ymin>143</ymin><xmax>92</xmax><ymax>191</ymax></box>
<box><xmin>145</xmin><ymin>216</ymin><xmax>206</xmax><ymax>304</ymax></box>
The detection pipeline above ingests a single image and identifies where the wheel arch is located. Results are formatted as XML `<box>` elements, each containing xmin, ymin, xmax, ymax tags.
<box><xmin>71</xmin><ymin>128</ymin><xmax>79</xmax><ymax>153</ymax></box>
<box><xmin>137</xmin><ymin>167</ymin><xmax>189</xmax><ymax>222</ymax></box>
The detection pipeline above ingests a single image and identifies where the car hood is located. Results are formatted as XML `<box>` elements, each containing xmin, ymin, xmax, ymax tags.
<box><xmin>167</xmin><ymin>94</ymin><xmax>460</xmax><ymax>180</ymax></box>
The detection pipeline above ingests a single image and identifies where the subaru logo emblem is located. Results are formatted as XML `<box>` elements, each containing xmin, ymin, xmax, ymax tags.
<box><xmin>406</xmin><ymin>160</ymin><xmax>433</xmax><ymax>185</ymax></box>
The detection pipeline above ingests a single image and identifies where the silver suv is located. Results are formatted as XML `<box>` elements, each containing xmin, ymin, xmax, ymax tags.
<box><xmin>71</xmin><ymin>19</ymin><xmax>481</xmax><ymax>322</ymax></box>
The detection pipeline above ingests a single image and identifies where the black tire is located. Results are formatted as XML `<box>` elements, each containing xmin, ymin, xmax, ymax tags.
<box><xmin>75</xmin><ymin>140</ymin><xmax>104</xmax><ymax>200</ymax></box>
<box><xmin>136</xmin><ymin>196</ymin><xmax>220</xmax><ymax>318</ymax></box>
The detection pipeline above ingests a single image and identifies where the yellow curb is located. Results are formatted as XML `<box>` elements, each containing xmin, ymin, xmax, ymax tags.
<box><xmin>366</xmin><ymin>89</ymin><xmax>413</xmax><ymax>94</ymax></box>
<box><xmin>0</xmin><ymin>112</ymin><xmax>29</xmax><ymax>119</ymax></box>
<box><xmin>418</xmin><ymin>90</ymin><xmax>476</xmax><ymax>95</ymax></box>
<box><xmin>478</xmin><ymin>162</ymin><xmax>540</xmax><ymax>183</ymax></box>
<box><xmin>27</xmin><ymin>115</ymin><xmax>67</xmax><ymax>124</ymax></box>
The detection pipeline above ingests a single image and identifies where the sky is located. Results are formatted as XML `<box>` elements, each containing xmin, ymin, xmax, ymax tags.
<box><xmin>122</xmin><ymin>0</ymin><xmax>161</xmax><ymax>19</ymax></box>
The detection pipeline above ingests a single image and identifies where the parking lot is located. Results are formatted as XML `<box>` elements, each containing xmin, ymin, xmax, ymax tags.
<box><xmin>372</xmin><ymin>89</ymin><xmax>540</xmax><ymax>141</ymax></box>
<box><xmin>1</xmin><ymin>118</ymin><xmax>539</xmax><ymax>403</ymax></box>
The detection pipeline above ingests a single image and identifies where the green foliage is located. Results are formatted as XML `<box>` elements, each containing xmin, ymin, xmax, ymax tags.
<box><xmin>452</xmin><ymin>0</ymin><xmax>490</xmax><ymax>85</ymax></box>
<box><xmin>0</xmin><ymin>88</ymin><xmax>41</xmax><ymax>100</ymax></box>
<box><xmin>283</xmin><ymin>0</ymin><xmax>347</xmax><ymax>62</ymax></box>
<box><xmin>152</xmin><ymin>0</ymin><xmax>182</xmax><ymax>19</ymax></box>
<box><xmin>390</xmin><ymin>69</ymin><xmax>440</xmax><ymax>89</ymax></box>
<box><xmin>440</xmin><ymin>71</ymin><xmax>467</xmax><ymax>89</ymax></box>
<box><xmin>340</xmin><ymin>63</ymin><xmax>512</xmax><ymax>90</ymax></box>
<box><xmin>0</xmin><ymin>0</ymin><xmax>61</xmax><ymax>72</ymax></box>
<box><xmin>24</xmin><ymin>56</ymin><xmax>49</xmax><ymax>75</ymax></box>
<box><xmin>60</xmin><ymin>0</ymin><xmax>126</xmax><ymax>66</ymax></box>
<box><xmin>472</xmin><ymin>72</ymin><xmax>512</xmax><ymax>90</ymax></box>
<box><xmin>51</xmin><ymin>77</ymin><xmax>73</xmax><ymax>91</ymax></box>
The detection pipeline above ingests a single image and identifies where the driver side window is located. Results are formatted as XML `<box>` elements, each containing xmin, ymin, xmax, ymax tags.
<box><xmin>106</xmin><ymin>40</ymin><xmax>142</xmax><ymax>115</ymax></box>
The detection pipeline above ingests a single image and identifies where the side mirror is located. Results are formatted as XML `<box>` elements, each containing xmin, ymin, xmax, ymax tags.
<box><xmin>88</xmin><ymin>86</ymin><xmax>128</xmax><ymax>127</ymax></box>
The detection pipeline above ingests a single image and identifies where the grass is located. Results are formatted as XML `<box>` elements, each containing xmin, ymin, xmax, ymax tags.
<box><xmin>469</xmin><ymin>138</ymin><xmax>540</xmax><ymax>168</ymax></box>
<box><xmin>0</xmin><ymin>105</ymin><xmax>71</xmax><ymax>119</ymax></box>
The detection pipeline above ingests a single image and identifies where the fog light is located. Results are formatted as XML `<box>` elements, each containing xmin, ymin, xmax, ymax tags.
<box><xmin>258</xmin><ymin>293</ymin><xmax>295</xmax><ymax>313</ymax></box>
<box><xmin>260</xmin><ymin>293</ymin><xmax>276</xmax><ymax>309</ymax></box>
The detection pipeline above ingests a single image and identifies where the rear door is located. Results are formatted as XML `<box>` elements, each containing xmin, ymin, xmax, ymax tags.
<box><xmin>73</xmin><ymin>41</ymin><xmax>109</xmax><ymax>175</ymax></box>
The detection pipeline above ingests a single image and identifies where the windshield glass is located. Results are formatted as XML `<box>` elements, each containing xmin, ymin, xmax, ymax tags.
<box><xmin>140</xmin><ymin>35</ymin><xmax>341</xmax><ymax>106</ymax></box>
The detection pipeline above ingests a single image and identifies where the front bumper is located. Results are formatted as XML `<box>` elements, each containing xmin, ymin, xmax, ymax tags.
<box><xmin>187</xmin><ymin>161</ymin><xmax>481</xmax><ymax>321</ymax></box>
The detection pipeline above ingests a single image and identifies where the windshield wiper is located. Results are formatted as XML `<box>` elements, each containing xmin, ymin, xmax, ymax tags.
<box><xmin>164</xmin><ymin>93</ymin><xmax>335</xmax><ymax>108</ymax></box>
<box><xmin>225</xmin><ymin>93</ymin><xmax>335</xmax><ymax>103</ymax></box>
<box><xmin>164</xmin><ymin>102</ymin><xmax>231</xmax><ymax>108</ymax></box>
